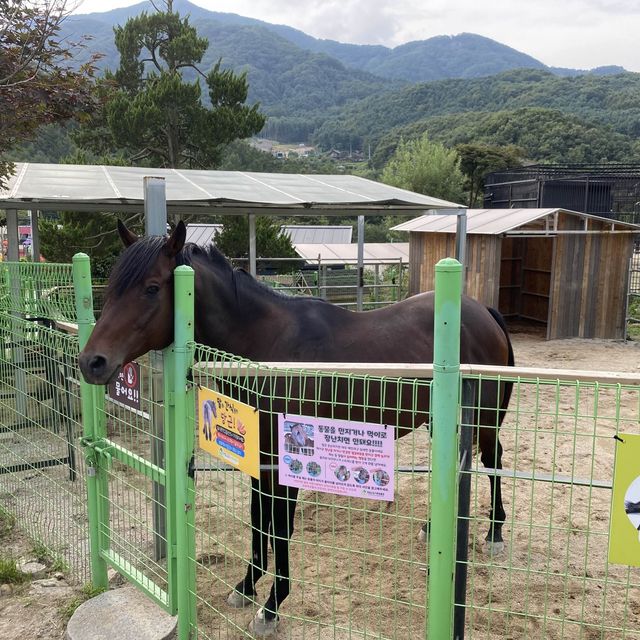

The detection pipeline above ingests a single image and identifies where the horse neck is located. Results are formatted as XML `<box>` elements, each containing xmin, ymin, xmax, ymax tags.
<box><xmin>192</xmin><ymin>260</ymin><xmax>288</xmax><ymax>358</ymax></box>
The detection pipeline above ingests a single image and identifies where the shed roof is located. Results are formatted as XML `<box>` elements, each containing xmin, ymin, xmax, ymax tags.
<box><xmin>281</xmin><ymin>225</ymin><xmax>353</xmax><ymax>244</ymax></box>
<box><xmin>0</xmin><ymin>163</ymin><xmax>463</xmax><ymax>215</ymax></box>
<box><xmin>294</xmin><ymin>243</ymin><xmax>409</xmax><ymax>265</ymax></box>
<box><xmin>185</xmin><ymin>223</ymin><xmax>222</xmax><ymax>245</ymax></box>
<box><xmin>391</xmin><ymin>208</ymin><xmax>640</xmax><ymax>235</ymax></box>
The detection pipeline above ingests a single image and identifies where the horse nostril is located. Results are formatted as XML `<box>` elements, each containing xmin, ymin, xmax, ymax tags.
<box><xmin>89</xmin><ymin>355</ymin><xmax>107</xmax><ymax>374</ymax></box>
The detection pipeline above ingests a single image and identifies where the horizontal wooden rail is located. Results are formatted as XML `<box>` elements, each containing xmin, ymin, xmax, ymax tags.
<box><xmin>192</xmin><ymin>360</ymin><xmax>640</xmax><ymax>386</ymax></box>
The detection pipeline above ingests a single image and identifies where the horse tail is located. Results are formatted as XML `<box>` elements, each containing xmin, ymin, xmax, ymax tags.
<box><xmin>486</xmin><ymin>306</ymin><xmax>514</xmax><ymax>428</ymax></box>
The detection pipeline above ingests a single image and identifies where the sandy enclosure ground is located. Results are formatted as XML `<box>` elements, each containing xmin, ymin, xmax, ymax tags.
<box><xmin>2</xmin><ymin>331</ymin><xmax>640</xmax><ymax>640</ymax></box>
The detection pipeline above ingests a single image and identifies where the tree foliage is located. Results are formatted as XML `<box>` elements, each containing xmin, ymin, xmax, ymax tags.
<box><xmin>380</xmin><ymin>133</ymin><xmax>465</xmax><ymax>204</ymax></box>
<box><xmin>39</xmin><ymin>212</ymin><xmax>142</xmax><ymax>279</ymax></box>
<box><xmin>0</xmin><ymin>0</ymin><xmax>97</xmax><ymax>186</ymax></box>
<box><xmin>455</xmin><ymin>143</ymin><xmax>525</xmax><ymax>206</ymax></box>
<box><xmin>214</xmin><ymin>216</ymin><xmax>299</xmax><ymax>273</ymax></box>
<box><xmin>80</xmin><ymin>0</ymin><xmax>266</xmax><ymax>168</ymax></box>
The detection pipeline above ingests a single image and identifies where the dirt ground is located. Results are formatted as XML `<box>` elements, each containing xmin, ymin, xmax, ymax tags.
<box><xmin>2</xmin><ymin>330</ymin><xmax>640</xmax><ymax>640</ymax></box>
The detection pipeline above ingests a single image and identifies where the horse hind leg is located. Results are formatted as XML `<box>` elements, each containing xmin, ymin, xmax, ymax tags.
<box><xmin>228</xmin><ymin>478</ymin><xmax>271</xmax><ymax>608</ymax></box>
<box><xmin>250</xmin><ymin>485</ymin><xmax>299</xmax><ymax>637</ymax></box>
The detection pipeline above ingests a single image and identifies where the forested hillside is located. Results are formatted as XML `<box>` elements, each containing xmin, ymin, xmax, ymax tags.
<box><xmin>313</xmin><ymin>69</ymin><xmax>640</xmax><ymax>162</ymax></box>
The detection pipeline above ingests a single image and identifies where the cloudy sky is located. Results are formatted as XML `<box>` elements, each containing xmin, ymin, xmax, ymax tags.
<box><xmin>73</xmin><ymin>0</ymin><xmax>640</xmax><ymax>73</ymax></box>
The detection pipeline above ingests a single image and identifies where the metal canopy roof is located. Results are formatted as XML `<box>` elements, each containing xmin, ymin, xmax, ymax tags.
<box><xmin>294</xmin><ymin>243</ymin><xmax>409</xmax><ymax>264</ymax></box>
<box><xmin>392</xmin><ymin>208</ymin><xmax>640</xmax><ymax>235</ymax></box>
<box><xmin>0</xmin><ymin>163</ymin><xmax>463</xmax><ymax>215</ymax></box>
<box><xmin>281</xmin><ymin>225</ymin><xmax>353</xmax><ymax>244</ymax></box>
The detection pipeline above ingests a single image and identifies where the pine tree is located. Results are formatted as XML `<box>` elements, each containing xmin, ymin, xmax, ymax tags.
<box><xmin>79</xmin><ymin>0</ymin><xmax>265</xmax><ymax>169</ymax></box>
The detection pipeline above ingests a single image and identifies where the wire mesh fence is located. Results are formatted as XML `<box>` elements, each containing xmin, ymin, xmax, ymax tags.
<box><xmin>0</xmin><ymin>261</ymin><xmax>89</xmax><ymax>582</ymax></box>
<box><xmin>461</xmin><ymin>372</ymin><xmax>640</xmax><ymax>639</ymax></box>
<box><xmin>189</xmin><ymin>348</ymin><xmax>434</xmax><ymax>640</ymax></box>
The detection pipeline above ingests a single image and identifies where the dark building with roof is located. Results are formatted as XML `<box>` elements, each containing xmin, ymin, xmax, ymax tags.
<box><xmin>483</xmin><ymin>165</ymin><xmax>640</xmax><ymax>226</ymax></box>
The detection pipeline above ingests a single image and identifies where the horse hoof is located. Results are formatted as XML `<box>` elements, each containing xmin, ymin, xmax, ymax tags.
<box><xmin>249</xmin><ymin>607</ymin><xmax>279</xmax><ymax>637</ymax></box>
<box><xmin>227</xmin><ymin>589</ymin><xmax>254</xmax><ymax>608</ymax></box>
<box><xmin>484</xmin><ymin>539</ymin><xmax>505</xmax><ymax>556</ymax></box>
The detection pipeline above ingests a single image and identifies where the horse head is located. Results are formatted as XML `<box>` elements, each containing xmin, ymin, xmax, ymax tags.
<box><xmin>78</xmin><ymin>219</ymin><xmax>186</xmax><ymax>385</ymax></box>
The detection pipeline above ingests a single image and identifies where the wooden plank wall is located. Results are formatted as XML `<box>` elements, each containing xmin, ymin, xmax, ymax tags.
<box><xmin>549</xmin><ymin>232</ymin><xmax>633</xmax><ymax>339</ymax></box>
<box><xmin>409</xmin><ymin>233</ymin><xmax>501</xmax><ymax>307</ymax></box>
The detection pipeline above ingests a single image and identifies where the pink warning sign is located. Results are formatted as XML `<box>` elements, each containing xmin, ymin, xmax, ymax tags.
<box><xmin>277</xmin><ymin>414</ymin><xmax>395</xmax><ymax>501</ymax></box>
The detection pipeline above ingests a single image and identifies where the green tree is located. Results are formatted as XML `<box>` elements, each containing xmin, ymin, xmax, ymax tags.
<box><xmin>214</xmin><ymin>216</ymin><xmax>299</xmax><ymax>274</ymax></box>
<box><xmin>39</xmin><ymin>212</ymin><xmax>142</xmax><ymax>279</ymax></box>
<box><xmin>455</xmin><ymin>143</ymin><xmax>525</xmax><ymax>207</ymax></box>
<box><xmin>0</xmin><ymin>0</ymin><xmax>97</xmax><ymax>186</ymax></box>
<box><xmin>380</xmin><ymin>133</ymin><xmax>465</xmax><ymax>204</ymax></box>
<box><xmin>81</xmin><ymin>0</ymin><xmax>265</xmax><ymax>168</ymax></box>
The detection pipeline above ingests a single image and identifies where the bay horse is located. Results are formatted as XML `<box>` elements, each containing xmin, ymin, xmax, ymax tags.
<box><xmin>79</xmin><ymin>220</ymin><xmax>514</xmax><ymax>636</ymax></box>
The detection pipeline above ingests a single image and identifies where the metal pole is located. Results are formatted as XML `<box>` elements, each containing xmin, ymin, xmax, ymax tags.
<box><xmin>357</xmin><ymin>215</ymin><xmax>364</xmax><ymax>311</ymax></box>
<box><xmin>455</xmin><ymin>210</ymin><xmax>468</xmax><ymax>295</ymax></box>
<box><xmin>428</xmin><ymin>257</ymin><xmax>462</xmax><ymax>640</ymax></box>
<box><xmin>6</xmin><ymin>209</ymin><xmax>19</xmax><ymax>262</ymax></box>
<box><xmin>144</xmin><ymin>176</ymin><xmax>168</xmax><ymax>235</ymax></box>
<box><xmin>454</xmin><ymin>379</ymin><xmax>475</xmax><ymax>640</ymax></box>
<box><xmin>73</xmin><ymin>253</ymin><xmax>109</xmax><ymax>590</ymax></box>
<box><xmin>249</xmin><ymin>213</ymin><xmax>257</xmax><ymax>277</ymax></box>
<box><xmin>169</xmin><ymin>265</ymin><xmax>196</xmax><ymax>638</ymax></box>
<box><xmin>6</xmin><ymin>209</ymin><xmax>27</xmax><ymax>418</ymax></box>
<box><xmin>144</xmin><ymin>176</ymin><xmax>168</xmax><ymax>561</ymax></box>
<box><xmin>30</xmin><ymin>210</ymin><xmax>40</xmax><ymax>262</ymax></box>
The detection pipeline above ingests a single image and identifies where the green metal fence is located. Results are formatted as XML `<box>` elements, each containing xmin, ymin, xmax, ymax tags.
<box><xmin>3</xmin><ymin>256</ymin><xmax>639</xmax><ymax>640</ymax></box>
<box><xmin>0</xmin><ymin>261</ymin><xmax>89</xmax><ymax>581</ymax></box>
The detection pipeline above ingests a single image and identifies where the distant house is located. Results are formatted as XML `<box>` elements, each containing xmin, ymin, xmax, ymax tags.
<box><xmin>281</xmin><ymin>225</ymin><xmax>353</xmax><ymax>245</ymax></box>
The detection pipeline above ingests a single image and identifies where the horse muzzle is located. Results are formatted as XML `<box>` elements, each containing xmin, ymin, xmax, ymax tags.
<box><xmin>78</xmin><ymin>351</ymin><xmax>122</xmax><ymax>385</ymax></box>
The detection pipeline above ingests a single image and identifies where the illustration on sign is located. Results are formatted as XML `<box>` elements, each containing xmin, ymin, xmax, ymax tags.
<box><xmin>197</xmin><ymin>387</ymin><xmax>260</xmax><ymax>479</ymax></box>
<box><xmin>609</xmin><ymin>433</ymin><xmax>640</xmax><ymax>567</ymax></box>
<box><xmin>277</xmin><ymin>414</ymin><xmax>394</xmax><ymax>501</ymax></box>
<box><xmin>108</xmin><ymin>361</ymin><xmax>141</xmax><ymax>410</ymax></box>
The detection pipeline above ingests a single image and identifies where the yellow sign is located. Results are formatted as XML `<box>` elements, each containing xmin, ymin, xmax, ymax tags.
<box><xmin>608</xmin><ymin>433</ymin><xmax>640</xmax><ymax>566</ymax></box>
<box><xmin>197</xmin><ymin>388</ymin><xmax>260</xmax><ymax>479</ymax></box>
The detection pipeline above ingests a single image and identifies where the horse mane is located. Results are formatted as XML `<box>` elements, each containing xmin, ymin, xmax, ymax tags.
<box><xmin>108</xmin><ymin>235</ymin><xmax>317</xmax><ymax>305</ymax></box>
<box><xmin>180</xmin><ymin>242</ymin><xmax>313</xmax><ymax>304</ymax></box>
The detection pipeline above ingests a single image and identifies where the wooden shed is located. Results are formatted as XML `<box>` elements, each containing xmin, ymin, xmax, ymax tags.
<box><xmin>393</xmin><ymin>208</ymin><xmax>640</xmax><ymax>339</ymax></box>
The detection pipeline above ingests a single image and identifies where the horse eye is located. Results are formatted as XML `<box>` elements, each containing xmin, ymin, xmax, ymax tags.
<box><xmin>145</xmin><ymin>284</ymin><xmax>160</xmax><ymax>296</ymax></box>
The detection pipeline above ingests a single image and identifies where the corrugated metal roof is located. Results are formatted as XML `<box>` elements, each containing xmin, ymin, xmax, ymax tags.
<box><xmin>391</xmin><ymin>208</ymin><xmax>640</xmax><ymax>234</ymax></box>
<box><xmin>294</xmin><ymin>243</ymin><xmax>409</xmax><ymax>264</ymax></box>
<box><xmin>185</xmin><ymin>223</ymin><xmax>222</xmax><ymax>245</ymax></box>
<box><xmin>281</xmin><ymin>225</ymin><xmax>353</xmax><ymax>244</ymax></box>
<box><xmin>0</xmin><ymin>163</ymin><xmax>463</xmax><ymax>214</ymax></box>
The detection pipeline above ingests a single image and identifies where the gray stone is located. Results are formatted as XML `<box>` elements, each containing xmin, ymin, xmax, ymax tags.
<box><xmin>66</xmin><ymin>585</ymin><xmax>177</xmax><ymax>640</ymax></box>
<box><xmin>18</xmin><ymin>561</ymin><xmax>47</xmax><ymax>578</ymax></box>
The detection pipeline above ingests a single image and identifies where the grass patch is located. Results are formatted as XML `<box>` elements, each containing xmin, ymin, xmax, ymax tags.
<box><xmin>60</xmin><ymin>584</ymin><xmax>107</xmax><ymax>621</ymax></box>
<box><xmin>0</xmin><ymin>555</ymin><xmax>29</xmax><ymax>584</ymax></box>
<box><xmin>0</xmin><ymin>509</ymin><xmax>16</xmax><ymax>540</ymax></box>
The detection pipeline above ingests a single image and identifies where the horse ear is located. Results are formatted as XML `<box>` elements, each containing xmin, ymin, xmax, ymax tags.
<box><xmin>164</xmin><ymin>220</ymin><xmax>186</xmax><ymax>258</ymax></box>
<box><xmin>117</xmin><ymin>219</ymin><xmax>139</xmax><ymax>248</ymax></box>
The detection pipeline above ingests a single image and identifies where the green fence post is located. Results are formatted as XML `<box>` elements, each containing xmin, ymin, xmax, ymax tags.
<box><xmin>165</xmin><ymin>265</ymin><xmax>196</xmax><ymax>638</ymax></box>
<box><xmin>428</xmin><ymin>257</ymin><xmax>462</xmax><ymax>640</ymax></box>
<box><xmin>72</xmin><ymin>253</ymin><xmax>109</xmax><ymax>590</ymax></box>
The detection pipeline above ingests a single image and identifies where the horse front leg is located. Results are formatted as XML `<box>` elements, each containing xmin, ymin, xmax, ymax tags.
<box><xmin>480</xmin><ymin>431</ymin><xmax>506</xmax><ymax>555</ymax></box>
<box><xmin>227</xmin><ymin>476</ymin><xmax>271</xmax><ymax>608</ymax></box>
<box><xmin>250</xmin><ymin>484</ymin><xmax>299</xmax><ymax>637</ymax></box>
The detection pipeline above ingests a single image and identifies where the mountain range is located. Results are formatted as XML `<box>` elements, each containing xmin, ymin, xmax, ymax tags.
<box><xmin>64</xmin><ymin>0</ymin><xmax>626</xmax><ymax>89</ymax></box>
<box><xmin>47</xmin><ymin>2</ymin><xmax>640</xmax><ymax>164</ymax></box>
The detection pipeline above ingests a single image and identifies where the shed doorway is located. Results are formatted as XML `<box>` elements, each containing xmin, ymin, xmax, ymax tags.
<box><xmin>499</xmin><ymin>236</ymin><xmax>554</xmax><ymax>327</ymax></box>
